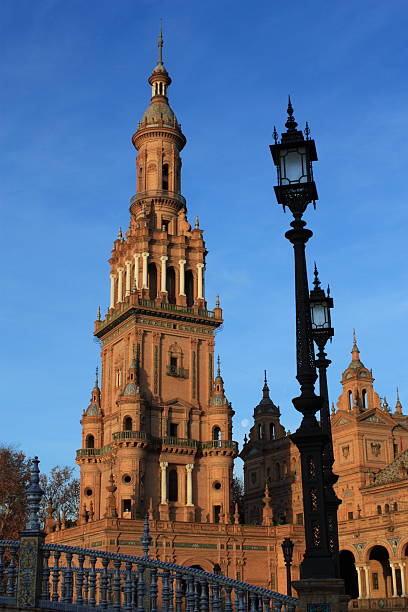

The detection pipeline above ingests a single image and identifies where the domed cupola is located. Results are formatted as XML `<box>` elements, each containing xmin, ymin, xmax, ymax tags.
<box><xmin>121</xmin><ymin>350</ymin><xmax>140</xmax><ymax>397</ymax></box>
<box><xmin>210</xmin><ymin>356</ymin><xmax>228</xmax><ymax>407</ymax></box>
<box><xmin>254</xmin><ymin>371</ymin><xmax>280</xmax><ymax>417</ymax></box>
<box><xmin>85</xmin><ymin>368</ymin><xmax>101</xmax><ymax>416</ymax></box>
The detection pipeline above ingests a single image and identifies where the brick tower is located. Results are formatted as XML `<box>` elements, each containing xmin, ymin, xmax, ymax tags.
<box><xmin>77</xmin><ymin>31</ymin><xmax>237</xmax><ymax>525</ymax></box>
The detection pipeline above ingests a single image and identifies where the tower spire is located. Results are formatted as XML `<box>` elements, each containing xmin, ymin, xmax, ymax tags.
<box><xmin>158</xmin><ymin>22</ymin><xmax>164</xmax><ymax>65</ymax></box>
<box><xmin>395</xmin><ymin>387</ymin><xmax>403</xmax><ymax>414</ymax></box>
<box><xmin>351</xmin><ymin>328</ymin><xmax>360</xmax><ymax>362</ymax></box>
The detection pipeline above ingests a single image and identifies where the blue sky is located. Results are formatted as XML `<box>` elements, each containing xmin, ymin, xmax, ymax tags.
<box><xmin>1</xmin><ymin>0</ymin><xmax>408</xmax><ymax>476</ymax></box>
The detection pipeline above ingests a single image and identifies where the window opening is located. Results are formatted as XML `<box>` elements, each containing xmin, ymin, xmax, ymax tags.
<box><xmin>162</xmin><ymin>163</ymin><xmax>169</xmax><ymax>190</ymax></box>
<box><xmin>86</xmin><ymin>435</ymin><xmax>95</xmax><ymax>449</ymax></box>
<box><xmin>148</xmin><ymin>263</ymin><xmax>157</xmax><ymax>300</ymax></box>
<box><xmin>213</xmin><ymin>505</ymin><xmax>221</xmax><ymax>524</ymax></box>
<box><xmin>123</xmin><ymin>416</ymin><xmax>132</xmax><ymax>431</ymax></box>
<box><xmin>185</xmin><ymin>270</ymin><xmax>194</xmax><ymax>307</ymax></box>
<box><xmin>167</xmin><ymin>266</ymin><xmax>176</xmax><ymax>304</ymax></box>
<box><xmin>168</xmin><ymin>469</ymin><xmax>178</xmax><ymax>502</ymax></box>
<box><xmin>169</xmin><ymin>423</ymin><xmax>178</xmax><ymax>437</ymax></box>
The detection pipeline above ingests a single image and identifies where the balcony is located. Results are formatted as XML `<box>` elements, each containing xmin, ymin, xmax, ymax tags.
<box><xmin>167</xmin><ymin>364</ymin><xmax>189</xmax><ymax>378</ymax></box>
<box><xmin>113</xmin><ymin>431</ymin><xmax>149</xmax><ymax>441</ymax></box>
<box><xmin>162</xmin><ymin>437</ymin><xmax>199</xmax><ymax>448</ymax></box>
<box><xmin>138</xmin><ymin>298</ymin><xmax>214</xmax><ymax>319</ymax></box>
<box><xmin>76</xmin><ymin>444</ymin><xmax>112</xmax><ymax>458</ymax></box>
<box><xmin>130</xmin><ymin>190</ymin><xmax>186</xmax><ymax>209</ymax></box>
<box><xmin>200</xmin><ymin>440</ymin><xmax>239</xmax><ymax>452</ymax></box>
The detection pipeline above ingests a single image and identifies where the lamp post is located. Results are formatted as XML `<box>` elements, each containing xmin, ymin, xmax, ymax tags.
<box><xmin>270</xmin><ymin>99</ymin><xmax>337</xmax><ymax>580</ymax></box>
<box><xmin>309</xmin><ymin>264</ymin><xmax>341</xmax><ymax>575</ymax></box>
<box><xmin>281</xmin><ymin>537</ymin><xmax>295</xmax><ymax>596</ymax></box>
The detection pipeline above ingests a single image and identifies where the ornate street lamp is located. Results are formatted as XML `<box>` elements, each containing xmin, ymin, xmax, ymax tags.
<box><xmin>281</xmin><ymin>537</ymin><xmax>295</xmax><ymax>596</ymax></box>
<box><xmin>309</xmin><ymin>264</ymin><xmax>341</xmax><ymax>575</ymax></box>
<box><xmin>270</xmin><ymin>99</ymin><xmax>337</xmax><ymax>580</ymax></box>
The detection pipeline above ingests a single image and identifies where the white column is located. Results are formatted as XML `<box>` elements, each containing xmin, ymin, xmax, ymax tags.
<box><xmin>125</xmin><ymin>261</ymin><xmax>131</xmax><ymax>296</ymax></box>
<box><xmin>160</xmin><ymin>461</ymin><xmax>168</xmax><ymax>504</ymax></box>
<box><xmin>363</xmin><ymin>565</ymin><xmax>370</xmax><ymax>599</ymax></box>
<box><xmin>133</xmin><ymin>253</ymin><xmax>140</xmax><ymax>290</ymax></box>
<box><xmin>196</xmin><ymin>263</ymin><xmax>204</xmax><ymax>300</ymax></box>
<box><xmin>117</xmin><ymin>267</ymin><xmax>124</xmax><ymax>303</ymax></box>
<box><xmin>186</xmin><ymin>464</ymin><xmax>194</xmax><ymax>506</ymax></box>
<box><xmin>390</xmin><ymin>562</ymin><xmax>398</xmax><ymax>597</ymax></box>
<box><xmin>356</xmin><ymin>566</ymin><xmax>363</xmax><ymax>599</ymax></box>
<box><xmin>179</xmin><ymin>259</ymin><xmax>186</xmax><ymax>295</ymax></box>
<box><xmin>142</xmin><ymin>252</ymin><xmax>149</xmax><ymax>289</ymax></box>
<box><xmin>160</xmin><ymin>256</ymin><xmax>168</xmax><ymax>293</ymax></box>
<box><xmin>109</xmin><ymin>273</ymin><xmax>116</xmax><ymax>309</ymax></box>
<box><xmin>399</xmin><ymin>562</ymin><xmax>406</xmax><ymax>597</ymax></box>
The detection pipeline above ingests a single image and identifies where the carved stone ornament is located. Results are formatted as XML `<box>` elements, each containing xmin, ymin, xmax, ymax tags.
<box><xmin>371</xmin><ymin>442</ymin><xmax>381</xmax><ymax>457</ymax></box>
<box><xmin>342</xmin><ymin>445</ymin><xmax>350</xmax><ymax>459</ymax></box>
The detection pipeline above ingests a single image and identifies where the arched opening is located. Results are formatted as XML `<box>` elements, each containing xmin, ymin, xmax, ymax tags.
<box><xmin>185</xmin><ymin>270</ymin><xmax>194</xmax><ymax>307</ymax></box>
<box><xmin>86</xmin><ymin>434</ymin><xmax>94</xmax><ymax>449</ymax></box>
<box><xmin>168</xmin><ymin>469</ymin><xmax>178</xmax><ymax>502</ymax></box>
<box><xmin>269</xmin><ymin>423</ymin><xmax>274</xmax><ymax>439</ymax></box>
<box><xmin>167</xmin><ymin>266</ymin><xmax>176</xmax><ymax>304</ymax></box>
<box><xmin>377</xmin><ymin>505</ymin><xmax>382</xmax><ymax>515</ymax></box>
<box><xmin>394</xmin><ymin>502</ymin><xmax>398</xmax><ymax>511</ymax></box>
<box><xmin>212</xmin><ymin>426</ymin><xmax>221</xmax><ymax>441</ymax></box>
<box><xmin>384</xmin><ymin>503</ymin><xmax>390</xmax><ymax>513</ymax></box>
<box><xmin>162</xmin><ymin>163</ymin><xmax>169</xmax><ymax>190</ymax></box>
<box><xmin>362</xmin><ymin>389</ymin><xmax>367</xmax><ymax>409</ymax></box>
<box><xmin>123</xmin><ymin>416</ymin><xmax>132</xmax><ymax>431</ymax></box>
<box><xmin>258</xmin><ymin>423</ymin><xmax>265</xmax><ymax>440</ymax></box>
<box><xmin>339</xmin><ymin>550</ymin><xmax>359</xmax><ymax>599</ymax></box>
<box><xmin>148</xmin><ymin>263</ymin><xmax>157</xmax><ymax>300</ymax></box>
<box><xmin>348</xmin><ymin>390</ymin><xmax>352</xmax><ymax>410</ymax></box>
<box><xmin>213</xmin><ymin>563</ymin><xmax>222</xmax><ymax>575</ymax></box>
<box><xmin>282</xmin><ymin>461</ymin><xmax>288</xmax><ymax>477</ymax></box>
<box><xmin>369</xmin><ymin>545</ymin><xmax>392</xmax><ymax>598</ymax></box>
<box><xmin>138</xmin><ymin>166</ymin><xmax>143</xmax><ymax>191</ymax></box>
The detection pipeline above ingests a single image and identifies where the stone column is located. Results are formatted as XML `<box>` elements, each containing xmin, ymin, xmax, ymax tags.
<box><xmin>186</xmin><ymin>464</ymin><xmax>194</xmax><ymax>506</ymax></box>
<box><xmin>109</xmin><ymin>273</ymin><xmax>116</xmax><ymax>309</ymax></box>
<box><xmin>142</xmin><ymin>252</ymin><xmax>149</xmax><ymax>289</ymax></box>
<box><xmin>356</xmin><ymin>566</ymin><xmax>363</xmax><ymax>599</ymax></box>
<box><xmin>133</xmin><ymin>253</ymin><xmax>140</xmax><ymax>290</ymax></box>
<box><xmin>196</xmin><ymin>263</ymin><xmax>204</xmax><ymax>299</ymax></box>
<box><xmin>399</xmin><ymin>562</ymin><xmax>406</xmax><ymax>597</ymax></box>
<box><xmin>160</xmin><ymin>461</ymin><xmax>168</xmax><ymax>504</ymax></box>
<box><xmin>117</xmin><ymin>267</ymin><xmax>124</xmax><ymax>303</ymax></box>
<box><xmin>125</xmin><ymin>261</ymin><xmax>131</xmax><ymax>296</ymax></box>
<box><xmin>160</xmin><ymin>256</ymin><xmax>168</xmax><ymax>293</ymax></box>
<box><xmin>390</xmin><ymin>562</ymin><xmax>398</xmax><ymax>597</ymax></box>
<box><xmin>179</xmin><ymin>259</ymin><xmax>186</xmax><ymax>295</ymax></box>
<box><xmin>363</xmin><ymin>565</ymin><xmax>370</xmax><ymax>599</ymax></box>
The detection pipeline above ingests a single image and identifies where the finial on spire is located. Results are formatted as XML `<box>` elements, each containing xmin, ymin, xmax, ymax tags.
<box><xmin>304</xmin><ymin>121</ymin><xmax>311</xmax><ymax>140</ymax></box>
<box><xmin>158</xmin><ymin>21</ymin><xmax>164</xmax><ymax>65</ymax></box>
<box><xmin>97</xmin><ymin>306</ymin><xmax>101</xmax><ymax>321</ymax></box>
<box><xmin>95</xmin><ymin>366</ymin><xmax>99</xmax><ymax>387</ymax></box>
<box><xmin>331</xmin><ymin>401</ymin><xmax>335</xmax><ymax>415</ymax></box>
<box><xmin>118</xmin><ymin>227</ymin><xmax>123</xmax><ymax>240</ymax></box>
<box><xmin>25</xmin><ymin>456</ymin><xmax>44</xmax><ymax>532</ymax></box>
<box><xmin>313</xmin><ymin>262</ymin><xmax>321</xmax><ymax>289</ymax></box>
<box><xmin>285</xmin><ymin>95</ymin><xmax>298</xmax><ymax>131</ymax></box>
<box><xmin>217</xmin><ymin>355</ymin><xmax>221</xmax><ymax>377</ymax></box>
<box><xmin>273</xmin><ymin>125</ymin><xmax>278</xmax><ymax>144</ymax></box>
<box><xmin>264</xmin><ymin>370</ymin><xmax>267</xmax><ymax>384</ymax></box>
<box><xmin>215</xmin><ymin>294</ymin><xmax>220</xmax><ymax>308</ymax></box>
<box><xmin>195</xmin><ymin>215</ymin><xmax>199</xmax><ymax>229</ymax></box>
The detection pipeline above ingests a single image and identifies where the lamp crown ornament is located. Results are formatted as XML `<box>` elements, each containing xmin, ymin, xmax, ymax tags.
<box><xmin>285</xmin><ymin>96</ymin><xmax>298</xmax><ymax>131</ymax></box>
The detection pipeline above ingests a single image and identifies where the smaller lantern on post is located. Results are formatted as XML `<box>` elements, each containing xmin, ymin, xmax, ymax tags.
<box><xmin>309</xmin><ymin>263</ymin><xmax>334</xmax><ymax>349</ymax></box>
<box><xmin>281</xmin><ymin>537</ymin><xmax>295</xmax><ymax>596</ymax></box>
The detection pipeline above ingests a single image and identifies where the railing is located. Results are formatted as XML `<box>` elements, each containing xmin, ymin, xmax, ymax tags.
<box><xmin>201</xmin><ymin>440</ymin><xmax>239</xmax><ymax>451</ymax></box>
<box><xmin>113</xmin><ymin>431</ymin><xmax>149</xmax><ymax>441</ymax></box>
<box><xmin>77</xmin><ymin>438</ymin><xmax>238</xmax><ymax>457</ymax></box>
<box><xmin>76</xmin><ymin>444</ymin><xmax>113</xmax><ymax>458</ymax></box>
<box><xmin>167</xmin><ymin>364</ymin><xmax>189</xmax><ymax>378</ymax></box>
<box><xmin>0</xmin><ymin>539</ymin><xmax>297</xmax><ymax>612</ymax></box>
<box><xmin>162</xmin><ymin>437</ymin><xmax>199</xmax><ymax>448</ymax></box>
<box><xmin>130</xmin><ymin>190</ymin><xmax>186</xmax><ymax>208</ymax></box>
<box><xmin>138</xmin><ymin>298</ymin><xmax>215</xmax><ymax>319</ymax></box>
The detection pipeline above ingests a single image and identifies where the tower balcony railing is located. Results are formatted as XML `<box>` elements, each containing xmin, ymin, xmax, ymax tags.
<box><xmin>130</xmin><ymin>190</ymin><xmax>186</xmax><ymax>208</ymax></box>
<box><xmin>138</xmin><ymin>298</ymin><xmax>215</xmax><ymax>319</ymax></box>
<box><xmin>162</xmin><ymin>436</ymin><xmax>199</xmax><ymax>448</ymax></box>
<box><xmin>201</xmin><ymin>440</ymin><xmax>239</xmax><ymax>451</ymax></box>
<box><xmin>76</xmin><ymin>444</ymin><xmax>112</xmax><ymax>458</ymax></box>
<box><xmin>113</xmin><ymin>430</ymin><xmax>149</xmax><ymax>441</ymax></box>
<box><xmin>166</xmin><ymin>364</ymin><xmax>189</xmax><ymax>378</ymax></box>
